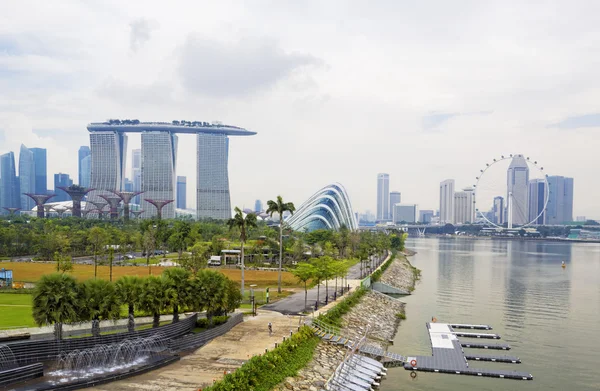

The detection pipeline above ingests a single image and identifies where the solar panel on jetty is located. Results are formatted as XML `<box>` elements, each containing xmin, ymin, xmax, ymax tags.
<box><xmin>403</xmin><ymin>322</ymin><xmax>533</xmax><ymax>381</ymax></box>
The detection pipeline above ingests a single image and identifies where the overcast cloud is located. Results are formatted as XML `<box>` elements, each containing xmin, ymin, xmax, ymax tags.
<box><xmin>0</xmin><ymin>0</ymin><xmax>598</xmax><ymax>218</ymax></box>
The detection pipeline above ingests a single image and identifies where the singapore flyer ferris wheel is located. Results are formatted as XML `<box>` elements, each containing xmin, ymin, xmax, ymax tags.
<box><xmin>474</xmin><ymin>154</ymin><xmax>549</xmax><ymax>229</ymax></box>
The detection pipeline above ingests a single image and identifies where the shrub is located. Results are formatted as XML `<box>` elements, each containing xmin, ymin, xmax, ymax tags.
<box><xmin>196</xmin><ymin>315</ymin><xmax>229</xmax><ymax>329</ymax></box>
<box><xmin>204</xmin><ymin>326</ymin><xmax>319</xmax><ymax>391</ymax></box>
<box><xmin>318</xmin><ymin>287</ymin><xmax>367</xmax><ymax>327</ymax></box>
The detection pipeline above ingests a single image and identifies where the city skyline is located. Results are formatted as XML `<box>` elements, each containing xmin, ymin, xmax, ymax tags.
<box><xmin>0</xmin><ymin>2</ymin><xmax>599</xmax><ymax>218</ymax></box>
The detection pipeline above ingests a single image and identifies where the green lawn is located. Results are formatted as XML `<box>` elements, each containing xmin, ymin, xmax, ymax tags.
<box><xmin>0</xmin><ymin>293</ymin><xmax>36</xmax><ymax>329</ymax></box>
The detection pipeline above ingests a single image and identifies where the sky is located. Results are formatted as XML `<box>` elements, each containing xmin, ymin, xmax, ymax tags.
<box><xmin>0</xmin><ymin>0</ymin><xmax>599</xmax><ymax>219</ymax></box>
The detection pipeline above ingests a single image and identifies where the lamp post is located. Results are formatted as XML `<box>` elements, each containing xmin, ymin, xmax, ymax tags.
<box><xmin>250</xmin><ymin>284</ymin><xmax>258</xmax><ymax>316</ymax></box>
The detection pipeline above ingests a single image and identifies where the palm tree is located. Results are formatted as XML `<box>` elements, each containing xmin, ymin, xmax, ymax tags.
<box><xmin>162</xmin><ymin>268</ymin><xmax>192</xmax><ymax>323</ymax></box>
<box><xmin>292</xmin><ymin>262</ymin><xmax>316</xmax><ymax>311</ymax></box>
<box><xmin>32</xmin><ymin>273</ymin><xmax>80</xmax><ymax>340</ymax></box>
<box><xmin>115</xmin><ymin>276</ymin><xmax>143</xmax><ymax>332</ymax></box>
<box><xmin>80</xmin><ymin>279</ymin><xmax>120</xmax><ymax>337</ymax></box>
<box><xmin>139</xmin><ymin>276</ymin><xmax>167</xmax><ymax>328</ymax></box>
<box><xmin>266</xmin><ymin>196</ymin><xmax>295</xmax><ymax>293</ymax></box>
<box><xmin>142</xmin><ymin>226</ymin><xmax>156</xmax><ymax>275</ymax></box>
<box><xmin>195</xmin><ymin>270</ymin><xmax>228</xmax><ymax>325</ymax></box>
<box><xmin>227</xmin><ymin>207</ymin><xmax>257</xmax><ymax>295</ymax></box>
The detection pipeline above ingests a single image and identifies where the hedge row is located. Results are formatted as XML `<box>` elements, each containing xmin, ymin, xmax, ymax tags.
<box><xmin>318</xmin><ymin>286</ymin><xmax>368</xmax><ymax>327</ymax></box>
<box><xmin>203</xmin><ymin>326</ymin><xmax>319</xmax><ymax>391</ymax></box>
<box><xmin>370</xmin><ymin>250</ymin><xmax>397</xmax><ymax>282</ymax></box>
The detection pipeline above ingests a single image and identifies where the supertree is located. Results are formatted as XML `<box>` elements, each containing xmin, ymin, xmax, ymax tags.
<box><xmin>131</xmin><ymin>210</ymin><xmax>144</xmax><ymax>219</ymax></box>
<box><xmin>89</xmin><ymin>201</ymin><xmax>108</xmax><ymax>219</ymax></box>
<box><xmin>3</xmin><ymin>207</ymin><xmax>20</xmax><ymax>216</ymax></box>
<box><xmin>57</xmin><ymin>185</ymin><xmax>93</xmax><ymax>218</ymax></box>
<box><xmin>99</xmin><ymin>195</ymin><xmax>122</xmax><ymax>220</ymax></box>
<box><xmin>23</xmin><ymin>194</ymin><xmax>55</xmax><ymax>218</ymax></box>
<box><xmin>112</xmin><ymin>191</ymin><xmax>144</xmax><ymax>221</ymax></box>
<box><xmin>144</xmin><ymin>199</ymin><xmax>174</xmax><ymax>220</ymax></box>
<box><xmin>43</xmin><ymin>204</ymin><xmax>55</xmax><ymax>219</ymax></box>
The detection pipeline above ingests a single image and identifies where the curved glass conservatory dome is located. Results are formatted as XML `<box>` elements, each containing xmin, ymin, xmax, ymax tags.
<box><xmin>287</xmin><ymin>183</ymin><xmax>358</xmax><ymax>232</ymax></box>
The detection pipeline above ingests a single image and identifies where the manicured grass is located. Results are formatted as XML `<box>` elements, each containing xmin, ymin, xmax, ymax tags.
<box><xmin>0</xmin><ymin>262</ymin><xmax>300</xmax><ymax>288</ymax></box>
<box><xmin>0</xmin><ymin>293</ymin><xmax>35</xmax><ymax>329</ymax></box>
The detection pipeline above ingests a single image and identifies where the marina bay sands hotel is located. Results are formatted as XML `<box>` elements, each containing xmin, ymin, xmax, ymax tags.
<box><xmin>86</xmin><ymin>120</ymin><xmax>256</xmax><ymax>220</ymax></box>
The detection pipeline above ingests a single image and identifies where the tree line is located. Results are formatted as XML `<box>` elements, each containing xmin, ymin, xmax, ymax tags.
<box><xmin>32</xmin><ymin>267</ymin><xmax>241</xmax><ymax>340</ymax></box>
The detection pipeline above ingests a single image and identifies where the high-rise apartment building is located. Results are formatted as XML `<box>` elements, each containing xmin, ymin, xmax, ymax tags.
<box><xmin>546</xmin><ymin>176</ymin><xmax>574</xmax><ymax>224</ymax></box>
<box><xmin>254</xmin><ymin>199</ymin><xmax>263</xmax><ymax>213</ymax></box>
<box><xmin>528</xmin><ymin>179</ymin><xmax>546</xmax><ymax>225</ymax></box>
<box><xmin>493</xmin><ymin>196</ymin><xmax>504</xmax><ymax>225</ymax></box>
<box><xmin>19</xmin><ymin>145</ymin><xmax>35</xmax><ymax>211</ymax></box>
<box><xmin>141</xmin><ymin>132</ymin><xmax>177</xmax><ymax>219</ymax></box>
<box><xmin>30</xmin><ymin>148</ymin><xmax>47</xmax><ymax>195</ymax></box>
<box><xmin>78</xmin><ymin>146</ymin><xmax>90</xmax><ymax>186</ymax></box>
<box><xmin>439</xmin><ymin>179</ymin><xmax>455</xmax><ymax>224</ymax></box>
<box><xmin>454</xmin><ymin>188</ymin><xmax>475</xmax><ymax>224</ymax></box>
<box><xmin>124</xmin><ymin>178</ymin><xmax>134</xmax><ymax>192</ymax></box>
<box><xmin>80</xmin><ymin>155</ymin><xmax>91</xmax><ymax>188</ymax></box>
<box><xmin>197</xmin><ymin>133</ymin><xmax>231</xmax><ymax>219</ymax></box>
<box><xmin>0</xmin><ymin>152</ymin><xmax>20</xmax><ymax>214</ymax></box>
<box><xmin>54</xmin><ymin>173</ymin><xmax>73</xmax><ymax>202</ymax></box>
<box><xmin>86</xmin><ymin>131</ymin><xmax>128</xmax><ymax>213</ymax></box>
<box><xmin>507</xmin><ymin>155</ymin><xmax>529</xmax><ymax>226</ymax></box>
<box><xmin>177</xmin><ymin>176</ymin><xmax>187</xmax><ymax>209</ymax></box>
<box><xmin>393</xmin><ymin>204</ymin><xmax>417</xmax><ymax>223</ymax></box>
<box><xmin>389</xmin><ymin>191</ymin><xmax>401</xmax><ymax>220</ymax></box>
<box><xmin>376</xmin><ymin>173</ymin><xmax>390</xmax><ymax>222</ymax></box>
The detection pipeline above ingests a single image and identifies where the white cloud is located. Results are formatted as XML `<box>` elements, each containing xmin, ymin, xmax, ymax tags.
<box><xmin>0</xmin><ymin>1</ymin><xmax>598</xmax><ymax>218</ymax></box>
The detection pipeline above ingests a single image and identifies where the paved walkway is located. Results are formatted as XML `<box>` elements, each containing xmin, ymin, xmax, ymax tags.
<box><xmin>91</xmin><ymin>310</ymin><xmax>307</xmax><ymax>391</ymax></box>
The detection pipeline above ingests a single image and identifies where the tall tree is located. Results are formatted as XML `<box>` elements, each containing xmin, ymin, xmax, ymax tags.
<box><xmin>162</xmin><ymin>267</ymin><xmax>192</xmax><ymax>323</ymax></box>
<box><xmin>266</xmin><ymin>195</ymin><xmax>295</xmax><ymax>293</ymax></box>
<box><xmin>142</xmin><ymin>226</ymin><xmax>157</xmax><ymax>275</ymax></box>
<box><xmin>80</xmin><ymin>279</ymin><xmax>120</xmax><ymax>337</ymax></box>
<box><xmin>32</xmin><ymin>273</ymin><xmax>80</xmax><ymax>340</ymax></box>
<box><xmin>115</xmin><ymin>276</ymin><xmax>143</xmax><ymax>332</ymax></box>
<box><xmin>87</xmin><ymin>226</ymin><xmax>109</xmax><ymax>279</ymax></box>
<box><xmin>195</xmin><ymin>270</ymin><xmax>229</xmax><ymax>324</ymax></box>
<box><xmin>292</xmin><ymin>262</ymin><xmax>316</xmax><ymax>311</ymax></box>
<box><xmin>227</xmin><ymin>207</ymin><xmax>257</xmax><ymax>295</ymax></box>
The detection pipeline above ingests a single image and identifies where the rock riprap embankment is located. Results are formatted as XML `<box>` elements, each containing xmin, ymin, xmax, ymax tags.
<box><xmin>380</xmin><ymin>256</ymin><xmax>416</xmax><ymax>291</ymax></box>
<box><xmin>272</xmin><ymin>343</ymin><xmax>345</xmax><ymax>391</ymax></box>
<box><xmin>341</xmin><ymin>291</ymin><xmax>404</xmax><ymax>349</ymax></box>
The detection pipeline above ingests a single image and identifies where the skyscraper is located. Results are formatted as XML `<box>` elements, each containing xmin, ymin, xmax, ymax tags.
<box><xmin>30</xmin><ymin>148</ymin><xmax>47</xmax><ymax>195</ymax></box>
<box><xmin>546</xmin><ymin>176</ymin><xmax>574</xmax><ymax>224</ymax></box>
<box><xmin>389</xmin><ymin>191</ymin><xmax>401</xmax><ymax>220</ymax></box>
<box><xmin>141</xmin><ymin>131</ymin><xmax>177</xmax><ymax>219</ymax></box>
<box><xmin>419</xmin><ymin>210</ymin><xmax>434</xmax><ymax>224</ymax></box>
<box><xmin>493</xmin><ymin>196</ymin><xmax>504</xmax><ymax>225</ymax></box>
<box><xmin>0</xmin><ymin>152</ymin><xmax>20</xmax><ymax>214</ymax></box>
<box><xmin>454</xmin><ymin>188</ymin><xmax>475</xmax><ymax>224</ymax></box>
<box><xmin>86</xmin><ymin>131</ymin><xmax>128</xmax><ymax>213</ymax></box>
<box><xmin>54</xmin><ymin>173</ymin><xmax>73</xmax><ymax>202</ymax></box>
<box><xmin>124</xmin><ymin>178</ymin><xmax>134</xmax><ymax>192</ymax></box>
<box><xmin>177</xmin><ymin>176</ymin><xmax>187</xmax><ymax>209</ymax></box>
<box><xmin>197</xmin><ymin>133</ymin><xmax>231</xmax><ymax>219</ymax></box>
<box><xmin>507</xmin><ymin>155</ymin><xmax>529</xmax><ymax>226</ymax></box>
<box><xmin>439</xmin><ymin>179</ymin><xmax>455</xmax><ymax>224</ymax></box>
<box><xmin>254</xmin><ymin>199</ymin><xmax>263</xmax><ymax>213</ymax></box>
<box><xmin>78</xmin><ymin>146</ymin><xmax>90</xmax><ymax>186</ymax></box>
<box><xmin>19</xmin><ymin>144</ymin><xmax>35</xmax><ymax>211</ymax></box>
<box><xmin>528</xmin><ymin>179</ymin><xmax>546</xmax><ymax>225</ymax></box>
<box><xmin>80</xmin><ymin>155</ymin><xmax>91</xmax><ymax>188</ymax></box>
<box><xmin>376</xmin><ymin>173</ymin><xmax>390</xmax><ymax>222</ymax></box>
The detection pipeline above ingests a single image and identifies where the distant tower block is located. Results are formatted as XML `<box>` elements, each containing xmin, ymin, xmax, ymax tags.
<box><xmin>99</xmin><ymin>195</ymin><xmax>122</xmax><ymax>220</ymax></box>
<box><xmin>58</xmin><ymin>185</ymin><xmax>93</xmax><ymax>218</ymax></box>
<box><xmin>3</xmin><ymin>207</ymin><xmax>20</xmax><ymax>216</ymax></box>
<box><xmin>113</xmin><ymin>191</ymin><xmax>143</xmax><ymax>221</ymax></box>
<box><xmin>131</xmin><ymin>210</ymin><xmax>144</xmax><ymax>219</ymax></box>
<box><xmin>23</xmin><ymin>194</ymin><xmax>55</xmax><ymax>218</ymax></box>
<box><xmin>43</xmin><ymin>204</ymin><xmax>55</xmax><ymax>218</ymax></box>
<box><xmin>90</xmin><ymin>201</ymin><xmax>108</xmax><ymax>219</ymax></box>
<box><xmin>144</xmin><ymin>199</ymin><xmax>174</xmax><ymax>220</ymax></box>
